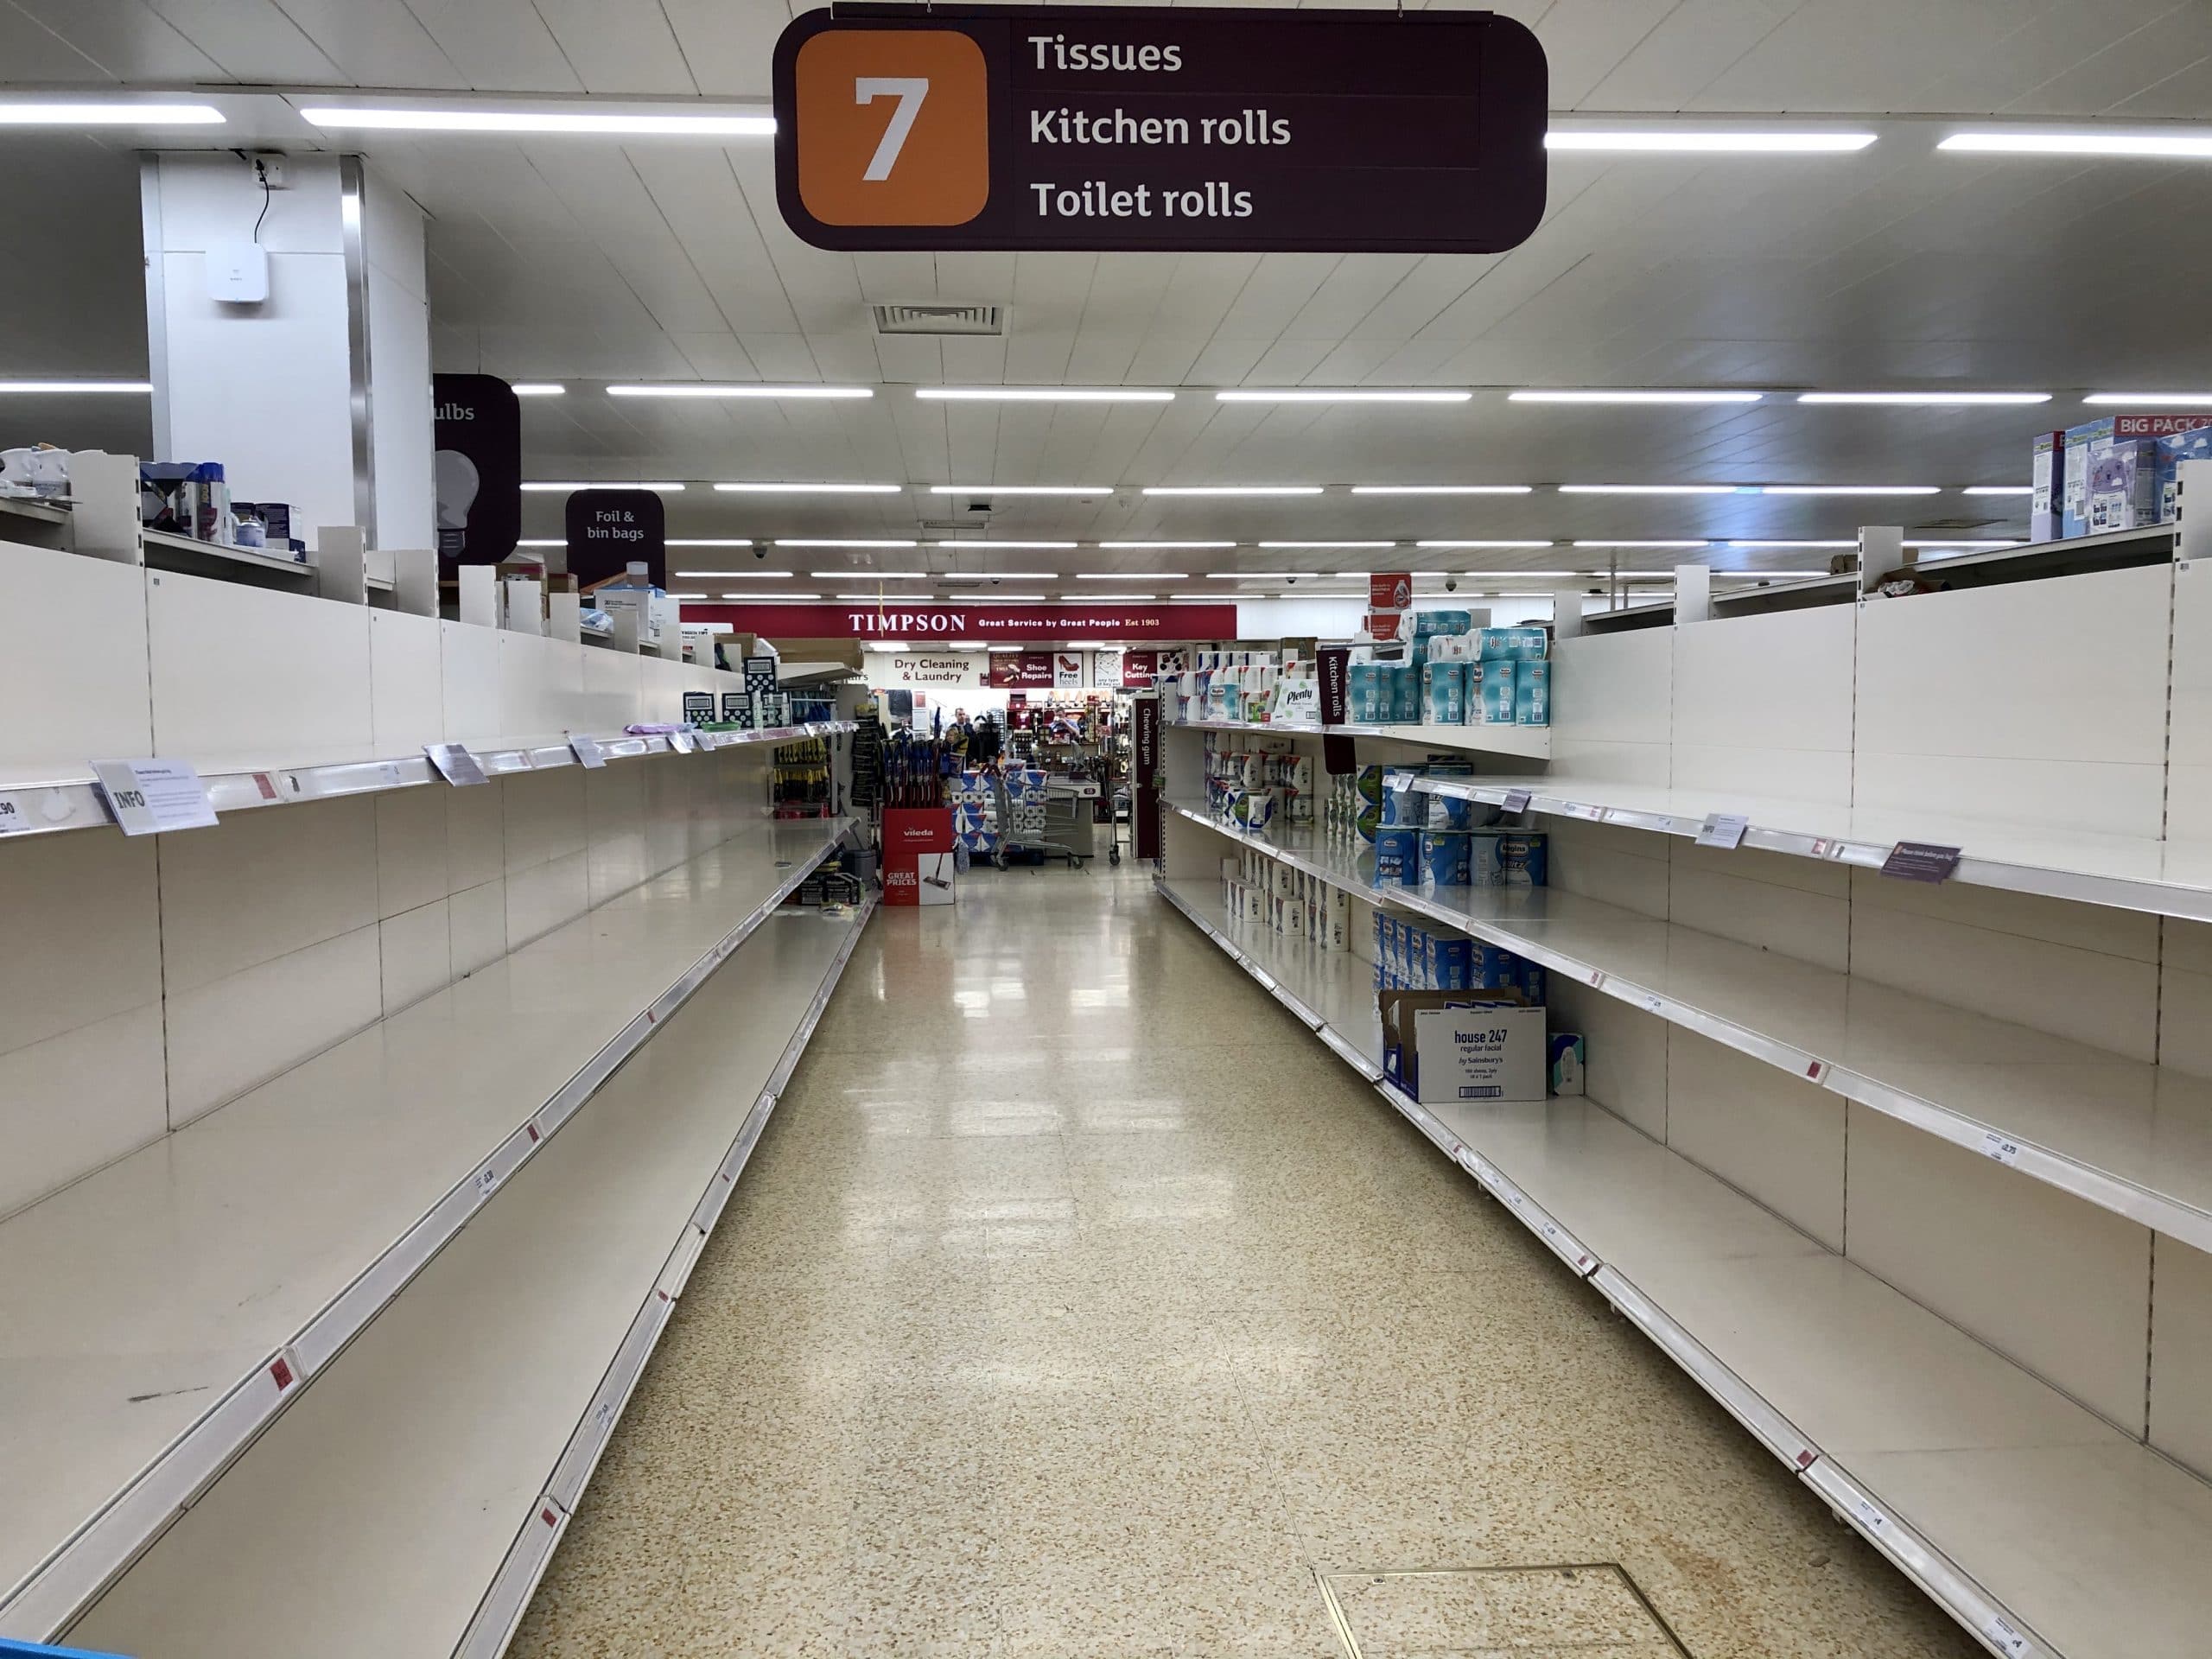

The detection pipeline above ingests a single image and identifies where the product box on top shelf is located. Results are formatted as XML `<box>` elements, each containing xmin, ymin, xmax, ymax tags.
<box><xmin>2157</xmin><ymin>428</ymin><xmax>2212</xmax><ymax>522</ymax></box>
<box><xmin>1478</xmin><ymin>659</ymin><xmax>1516</xmax><ymax>724</ymax></box>
<box><xmin>1379</xmin><ymin>989</ymin><xmax>1546</xmax><ymax>1104</ymax></box>
<box><xmin>2030</xmin><ymin>430</ymin><xmax>2065</xmax><ymax>543</ymax></box>
<box><xmin>1516</xmin><ymin>659</ymin><xmax>1550</xmax><ymax>726</ymax></box>
<box><xmin>2063</xmin><ymin>414</ymin><xmax>2212</xmax><ymax>537</ymax></box>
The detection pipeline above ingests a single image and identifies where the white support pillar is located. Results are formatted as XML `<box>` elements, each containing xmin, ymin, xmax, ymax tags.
<box><xmin>1550</xmin><ymin>578</ymin><xmax>1587</xmax><ymax>639</ymax></box>
<box><xmin>1675</xmin><ymin>563</ymin><xmax>1712</xmax><ymax>624</ymax></box>
<box><xmin>2177</xmin><ymin>458</ymin><xmax>2212</xmax><ymax>568</ymax></box>
<box><xmin>1858</xmin><ymin>525</ymin><xmax>1904</xmax><ymax>596</ymax></box>
<box><xmin>141</xmin><ymin>153</ymin><xmax>433</xmax><ymax>558</ymax></box>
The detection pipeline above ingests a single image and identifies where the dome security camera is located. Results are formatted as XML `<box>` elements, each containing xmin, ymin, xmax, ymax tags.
<box><xmin>1285</xmin><ymin>575</ymin><xmax>1298</xmax><ymax>584</ymax></box>
<box><xmin>990</xmin><ymin>576</ymin><xmax>1001</xmax><ymax>585</ymax></box>
<box><xmin>1445</xmin><ymin>576</ymin><xmax>1459</xmax><ymax>593</ymax></box>
<box><xmin>753</xmin><ymin>545</ymin><xmax>767</xmax><ymax>560</ymax></box>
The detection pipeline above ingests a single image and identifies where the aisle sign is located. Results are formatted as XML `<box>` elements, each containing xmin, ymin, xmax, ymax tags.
<box><xmin>883</xmin><ymin>649</ymin><xmax>988</xmax><ymax>689</ymax></box>
<box><xmin>564</xmin><ymin>488</ymin><xmax>665</xmax><ymax>589</ymax></box>
<box><xmin>432</xmin><ymin>373</ymin><xmax>522</xmax><ymax>568</ymax></box>
<box><xmin>90</xmin><ymin>759</ymin><xmax>217</xmax><ymax>836</ymax></box>
<box><xmin>1368</xmin><ymin>571</ymin><xmax>1413</xmax><ymax>613</ymax></box>
<box><xmin>772</xmin><ymin>5</ymin><xmax>1548</xmax><ymax>253</ymax></box>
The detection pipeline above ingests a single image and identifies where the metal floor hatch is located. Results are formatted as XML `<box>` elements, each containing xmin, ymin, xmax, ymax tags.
<box><xmin>1316</xmin><ymin>1564</ymin><xmax>1694</xmax><ymax>1658</ymax></box>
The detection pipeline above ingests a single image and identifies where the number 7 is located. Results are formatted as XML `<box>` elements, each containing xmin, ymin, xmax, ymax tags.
<box><xmin>855</xmin><ymin>76</ymin><xmax>929</xmax><ymax>181</ymax></box>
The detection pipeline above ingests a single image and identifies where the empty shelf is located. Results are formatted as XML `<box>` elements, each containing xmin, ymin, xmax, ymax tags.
<box><xmin>0</xmin><ymin>817</ymin><xmax>849</xmax><ymax>1637</ymax></box>
<box><xmin>1410</xmin><ymin>774</ymin><xmax>2212</xmax><ymax>922</ymax></box>
<box><xmin>1160</xmin><ymin>872</ymin><xmax>2212</xmax><ymax>1659</ymax></box>
<box><xmin>68</xmin><ymin>899</ymin><xmax>874</xmax><ymax>1659</ymax></box>
<box><xmin>1167</xmin><ymin>804</ymin><xmax>2212</xmax><ymax>1254</ymax></box>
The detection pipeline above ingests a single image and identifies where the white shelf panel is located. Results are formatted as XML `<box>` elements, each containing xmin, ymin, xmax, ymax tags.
<box><xmin>1158</xmin><ymin>874</ymin><xmax>2212</xmax><ymax>1659</ymax></box>
<box><xmin>1166</xmin><ymin>804</ymin><xmax>2212</xmax><ymax>1255</ymax></box>
<box><xmin>1325</xmin><ymin>720</ymin><xmax>1552</xmax><ymax>760</ymax></box>
<box><xmin>1410</xmin><ymin>774</ymin><xmax>2212</xmax><ymax>922</ymax></box>
<box><xmin>0</xmin><ymin>817</ymin><xmax>851</xmax><ymax>1637</ymax></box>
<box><xmin>69</xmin><ymin>899</ymin><xmax>876</xmax><ymax>1659</ymax></box>
<box><xmin>1153</xmin><ymin>877</ymin><xmax>1381</xmax><ymax>1065</ymax></box>
<box><xmin>0</xmin><ymin>721</ymin><xmax>855</xmax><ymax>843</ymax></box>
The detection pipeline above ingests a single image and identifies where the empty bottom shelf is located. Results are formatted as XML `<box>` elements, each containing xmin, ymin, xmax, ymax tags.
<box><xmin>68</xmin><ymin>900</ymin><xmax>874</xmax><ymax>1659</ymax></box>
<box><xmin>1159</xmin><ymin>872</ymin><xmax>2212</xmax><ymax>1659</ymax></box>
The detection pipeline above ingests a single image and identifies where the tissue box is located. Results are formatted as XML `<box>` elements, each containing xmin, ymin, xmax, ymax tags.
<box><xmin>1424</xmin><ymin>661</ymin><xmax>1466</xmax><ymax>725</ymax></box>
<box><xmin>1516</xmin><ymin>659</ymin><xmax>1550</xmax><ymax>726</ymax></box>
<box><xmin>1479</xmin><ymin>659</ymin><xmax>1516</xmax><ymax>724</ymax></box>
<box><xmin>1548</xmin><ymin>1033</ymin><xmax>1586</xmax><ymax>1096</ymax></box>
<box><xmin>1480</xmin><ymin>626</ymin><xmax>1548</xmax><ymax>662</ymax></box>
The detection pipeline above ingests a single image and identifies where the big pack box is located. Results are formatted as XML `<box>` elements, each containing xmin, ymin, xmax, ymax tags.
<box><xmin>1477</xmin><ymin>659</ymin><xmax>1516</xmax><ymax>724</ymax></box>
<box><xmin>1378</xmin><ymin>989</ymin><xmax>1546</xmax><ymax>1105</ymax></box>
<box><xmin>1515</xmin><ymin>659</ymin><xmax>1550</xmax><ymax>726</ymax></box>
<box><xmin>2064</xmin><ymin>414</ymin><xmax>2212</xmax><ymax>537</ymax></box>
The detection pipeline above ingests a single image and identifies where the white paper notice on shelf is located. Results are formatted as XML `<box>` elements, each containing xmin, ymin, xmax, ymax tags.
<box><xmin>1502</xmin><ymin>788</ymin><xmax>1532</xmax><ymax>814</ymax></box>
<box><xmin>1697</xmin><ymin>812</ymin><xmax>1750</xmax><ymax>850</ymax></box>
<box><xmin>424</xmin><ymin>743</ymin><xmax>488</xmax><ymax>786</ymax></box>
<box><xmin>1983</xmin><ymin>1613</ymin><xmax>2032</xmax><ymax>1657</ymax></box>
<box><xmin>570</xmin><ymin>735</ymin><xmax>607</xmax><ymax>769</ymax></box>
<box><xmin>0</xmin><ymin>795</ymin><xmax>32</xmax><ymax>836</ymax></box>
<box><xmin>91</xmin><ymin>759</ymin><xmax>218</xmax><ymax>836</ymax></box>
<box><xmin>1980</xmin><ymin>1130</ymin><xmax>2024</xmax><ymax>1167</ymax></box>
<box><xmin>668</xmin><ymin>730</ymin><xmax>697</xmax><ymax>754</ymax></box>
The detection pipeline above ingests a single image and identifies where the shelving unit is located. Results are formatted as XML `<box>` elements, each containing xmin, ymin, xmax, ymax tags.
<box><xmin>1153</xmin><ymin>846</ymin><xmax>2212</xmax><ymax>1659</ymax></box>
<box><xmin>1168</xmin><ymin>714</ymin><xmax>1550</xmax><ymax>760</ymax></box>
<box><xmin>0</xmin><ymin>721</ymin><xmax>855</xmax><ymax>842</ymax></box>
<box><xmin>66</xmin><ymin>894</ymin><xmax>876</xmax><ymax>1659</ymax></box>
<box><xmin>0</xmin><ymin>816</ymin><xmax>855</xmax><ymax>1641</ymax></box>
<box><xmin>1169</xmin><ymin>802</ymin><xmax>2212</xmax><ymax>1250</ymax></box>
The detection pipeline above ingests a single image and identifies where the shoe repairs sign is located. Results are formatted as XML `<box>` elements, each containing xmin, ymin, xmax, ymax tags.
<box><xmin>773</xmin><ymin>5</ymin><xmax>1548</xmax><ymax>253</ymax></box>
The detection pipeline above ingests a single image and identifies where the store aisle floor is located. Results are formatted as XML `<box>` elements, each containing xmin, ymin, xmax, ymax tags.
<box><xmin>512</xmin><ymin>865</ymin><xmax>1977</xmax><ymax>1659</ymax></box>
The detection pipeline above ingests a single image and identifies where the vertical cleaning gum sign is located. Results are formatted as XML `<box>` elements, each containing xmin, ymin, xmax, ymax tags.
<box><xmin>775</xmin><ymin>5</ymin><xmax>1548</xmax><ymax>254</ymax></box>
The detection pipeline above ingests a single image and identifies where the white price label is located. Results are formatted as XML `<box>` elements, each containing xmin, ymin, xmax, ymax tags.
<box><xmin>1502</xmin><ymin>788</ymin><xmax>1532</xmax><ymax>814</ymax></box>
<box><xmin>570</xmin><ymin>735</ymin><xmax>607</xmax><ymax>769</ymax></box>
<box><xmin>92</xmin><ymin>759</ymin><xmax>218</xmax><ymax>836</ymax></box>
<box><xmin>424</xmin><ymin>743</ymin><xmax>488</xmax><ymax>786</ymax></box>
<box><xmin>1697</xmin><ymin>812</ymin><xmax>1750</xmax><ymax>850</ymax></box>
<box><xmin>1984</xmin><ymin>1613</ymin><xmax>2032</xmax><ymax>1656</ymax></box>
<box><xmin>668</xmin><ymin>730</ymin><xmax>697</xmax><ymax>754</ymax></box>
<box><xmin>0</xmin><ymin>796</ymin><xmax>30</xmax><ymax>836</ymax></box>
<box><xmin>594</xmin><ymin>1398</ymin><xmax>618</xmax><ymax>1431</ymax></box>
<box><xmin>1980</xmin><ymin>1130</ymin><xmax>2023</xmax><ymax>1167</ymax></box>
<box><xmin>1852</xmin><ymin>1497</ymin><xmax>1889</xmax><ymax>1534</ymax></box>
<box><xmin>1389</xmin><ymin>772</ymin><xmax>1414</xmax><ymax>791</ymax></box>
<box><xmin>475</xmin><ymin>1166</ymin><xmax>499</xmax><ymax>1198</ymax></box>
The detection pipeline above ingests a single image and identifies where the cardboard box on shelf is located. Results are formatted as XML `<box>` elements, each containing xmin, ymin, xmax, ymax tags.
<box><xmin>1378</xmin><ymin>988</ymin><xmax>1545</xmax><ymax>1104</ymax></box>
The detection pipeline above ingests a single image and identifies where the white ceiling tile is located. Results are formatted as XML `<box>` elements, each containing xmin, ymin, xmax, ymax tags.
<box><xmin>628</xmin><ymin>149</ymin><xmax>804</xmax><ymax>334</ymax></box>
<box><xmin>939</xmin><ymin>334</ymin><xmax>1009</xmax><ymax>385</ymax></box>
<box><xmin>529</xmin><ymin>0</ymin><xmax>698</xmax><ymax>94</ymax></box>
<box><xmin>261</xmin><ymin>0</ymin><xmax>463</xmax><ymax>88</ymax></box>
<box><xmin>1534</xmin><ymin>0</ymin><xmax>1699</xmax><ymax>106</ymax></box>
<box><xmin>137</xmin><ymin>0</ymin><xmax>343</xmax><ymax>80</ymax></box>
<box><xmin>669</xmin><ymin>331</ymin><xmax>759</xmax><ymax>378</ymax></box>
<box><xmin>393</xmin><ymin>0</ymin><xmax>582</xmax><ymax>92</ymax></box>
<box><xmin>1003</xmin><ymin>326</ymin><xmax>1077</xmax><ymax>385</ymax></box>
<box><xmin>931</xmin><ymin>251</ymin><xmax>1020</xmax><ymax>304</ymax></box>
<box><xmin>872</xmin><ymin>333</ymin><xmax>944</xmax><ymax>387</ymax></box>
<box><xmin>805</xmin><ymin>332</ymin><xmax>879</xmax><ymax>384</ymax></box>
<box><xmin>661</xmin><ymin>0</ymin><xmax>790</xmax><ymax>98</ymax></box>
<box><xmin>0</xmin><ymin>3</ymin><xmax>117</xmax><ymax>79</ymax></box>
<box><xmin>12</xmin><ymin>0</ymin><xmax>226</xmax><ymax>80</ymax></box>
<box><xmin>739</xmin><ymin>334</ymin><xmax>824</xmax><ymax>380</ymax></box>
<box><xmin>1577</xmin><ymin>0</ymin><xmax>1804</xmax><ymax>111</ymax></box>
<box><xmin>1124</xmin><ymin>336</ymin><xmax>1205</xmax><ymax>386</ymax></box>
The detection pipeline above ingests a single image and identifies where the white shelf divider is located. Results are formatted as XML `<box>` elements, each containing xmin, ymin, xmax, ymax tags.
<box><xmin>1166</xmin><ymin>804</ymin><xmax>2212</xmax><ymax>1255</ymax></box>
<box><xmin>1154</xmin><ymin>867</ymin><xmax>2212</xmax><ymax>1659</ymax></box>
<box><xmin>0</xmin><ymin>818</ymin><xmax>855</xmax><ymax>1641</ymax></box>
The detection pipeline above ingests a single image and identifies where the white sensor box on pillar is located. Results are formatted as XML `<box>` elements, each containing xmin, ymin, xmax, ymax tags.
<box><xmin>207</xmin><ymin>240</ymin><xmax>270</xmax><ymax>305</ymax></box>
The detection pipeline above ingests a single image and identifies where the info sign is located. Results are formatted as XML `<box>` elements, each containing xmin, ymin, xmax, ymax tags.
<box><xmin>773</xmin><ymin>5</ymin><xmax>1548</xmax><ymax>253</ymax></box>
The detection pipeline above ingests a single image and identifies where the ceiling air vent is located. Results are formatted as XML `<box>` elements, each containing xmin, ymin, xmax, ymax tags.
<box><xmin>872</xmin><ymin>303</ymin><xmax>1005</xmax><ymax>336</ymax></box>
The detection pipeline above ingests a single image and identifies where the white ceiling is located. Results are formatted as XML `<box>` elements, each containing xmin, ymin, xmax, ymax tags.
<box><xmin>5</xmin><ymin>0</ymin><xmax>2212</xmax><ymax>588</ymax></box>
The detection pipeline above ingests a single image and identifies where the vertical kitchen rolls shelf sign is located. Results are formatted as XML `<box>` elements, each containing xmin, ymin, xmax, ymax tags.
<box><xmin>772</xmin><ymin>5</ymin><xmax>1548</xmax><ymax>252</ymax></box>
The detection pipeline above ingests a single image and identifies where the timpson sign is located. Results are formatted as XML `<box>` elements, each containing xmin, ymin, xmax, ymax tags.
<box><xmin>687</xmin><ymin>601</ymin><xmax>1241</xmax><ymax>640</ymax></box>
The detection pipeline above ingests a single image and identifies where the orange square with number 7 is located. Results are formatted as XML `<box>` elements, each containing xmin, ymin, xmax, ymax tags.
<box><xmin>794</xmin><ymin>29</ymin><xmax>990</xmax><ymax>227</ymax></box>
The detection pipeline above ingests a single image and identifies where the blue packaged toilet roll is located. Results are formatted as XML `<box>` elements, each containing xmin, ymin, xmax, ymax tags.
<box><xmin>1420</xmin><ymin>830</ymin><xmax>1471</xmax><ymax>887</ymax></box>
<box><xmin>1374</xmin><ymin>827</ymin><xmax>1421</xmax><ymax>885</ymax></box>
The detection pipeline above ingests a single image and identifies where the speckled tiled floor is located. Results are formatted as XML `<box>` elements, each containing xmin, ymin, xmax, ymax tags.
<box><xmin>510</xmin><ymin>865</ymin><xmax>1979</xmax><ymax>1659</ymax></box>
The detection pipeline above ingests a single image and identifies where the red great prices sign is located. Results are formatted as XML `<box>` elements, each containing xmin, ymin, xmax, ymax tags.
<box><xmin>687</xmin><ymin>601</ymin><xmax>1238</xmax><ymax>639</ymax></box>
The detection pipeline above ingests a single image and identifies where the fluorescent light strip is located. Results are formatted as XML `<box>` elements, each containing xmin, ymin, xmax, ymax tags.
<box><xmin>1096</xmin><ymin>540</ymin><xmax>1236</xmax><ymax>549</ymax></box>
<box><xmin>1727</xmin><ymin>540</ymin><xmax>1858</xmax><ymax>550</ymax></box>
<box><xmin>1258</xmin><ymin>541</ymin><xmax>1397</xmax><ymax>550</ymax></box>
<box><xmin>2084</xmin><ymin>393</ymin><xmax>2212</xmax><ymax>406</ymax></box>
<box><xmin>1962</xmin><ymin>486</ymin><xmax>2034</xmax><ymax>495</ymax></box>
<box><xmin>1203</xmin><ymin>572</ymin><xmax>1332</xmax><ymax>581</ymax></box>
<box><xmin>1215</xmin><ymin>390</ymin><xmax>1471</xmax><ymax>404</ymax></box>
<box><xmin>1796</xmin><ymin>391</ymin><xmax>2050</xmax><ymax>405</ymax></box>
<box><xmin>1904</xmin><ymin>538</ymin><xmax>2023</xmax><ymax>550</ymax></box>
<box><xmin>1761</xmin><ymin>485</ymin><xmax>1941</xmax><ymax>496</ymax></box>
<box><xmin>964</xmin><ymin>594</ymin><xmax>1051</xmax><ymax>601</ymax></box>
<box><xmin>715</xmin><ymin>481</ymin><xmax>899</xmax><ymax>493</ymax></box>
<box><xmin>677</xmin><ymin>569</ymin><xmax>789</xmax><ymax>577</ymax></box>
<box><xmin>517</xmin><ymin>539</ymin><xmax>562</xmax><ymax>548</ymax></box>
<box><xmin>1573</xmin><ymin>540</ymin><xmax>1713</xmax><ymax>549</ymax></box>
<box><xmin>609</xmin><ymin>383</ymin><xmax>870</xmax><ymax>399</ymax></box>
<box><xmin>1075</xmin><ymin>572</ymin><xmax>1189</xmax><ymax>580</ymax></box>
<box><xmin>1351</xmin><ymin>485</ymin><xmax>1532</xmax><ymax>495</ymax></box>
<box><xmin>718</xmin><ymin>591</ymin><xmax>822</xmax><ymax>599</ymax></box>
<box><xmin>929</xmin><ymin>540</ymin><xmax>1078</xmax><ymax>549</ymax></box>
<box><xmin>791</xmin><ymin>542</ymin><xmax>919</xmax><ymax>551</ymax></box>
<box><xmin>667</xmin><ymin>538</ymin><xmax>753</xmax><ymax>547</ymax></box>
<box><xmin>1417</xmin><ymin>540</ymin><xmax>1555</xmax><ymax>549</ymax></box>
<box><xmin>1546</xmin><ymin>130</ymin><xmax>1875</xmax><ymax>153</ymax></box>
<box><xmin>939</xmin><ymin>573</ymin><xmax>1058</xmax><ymax>582</ymax></box>
<box><xmin>1559</xmin><ymin>484</ymin><xmax>1736</xmax><ymax>495</ymax></box>
<box><xmin>0</xmin><ymin>103</ymin><xmax>222</xmax><ymax>126</ymax></box>
<box><xmin>0</xmin><ymin>379</ymin><xmax>154</xmax><ymax>393</ymax></box>
<box><xmin>301</xmin><ymin>105</ymin><xmax>775</xmax><ymax>136</ymax></box>
<box><xmin>916</xmin><ymin>387</ymin><xmax>1174</xmax><ymax>403</ymax></box>
<box><xmin>1142</xmin><ymin>486</ymin><xmax>1324</xmax><ymax>497</ymax></box>
<box><xmin>1079</xmin><ymin>595</ymin><xmax>1155</xmax><ymax>601</ymax></box>
<box><xmin>665</xmin><ymin>592</ymin><xmax>708</xmax><ymax>600</ymax></box>
<box><xmin>510</xmin><ymin>383</ymin><xmax>565</xmax><ymax>396</ymax></box>
<box><xmin>522</xmin><ymin>480</ymin><xmax>684</xmax><ymax>492</ymax></box>
<box><xmin>1509</xmin><ymin>389</ymin><xmax>1762</xmax><ymax>404</ymax></box>
<box><xmin>927</xmin><ymin>485</ymin><xmax>1109</xmax><ymax>496</ymax></box>
<box><xmin>1939</xmin><ymin>130</ymin><xmax>2212</xmax><ymax>160</ymax></box>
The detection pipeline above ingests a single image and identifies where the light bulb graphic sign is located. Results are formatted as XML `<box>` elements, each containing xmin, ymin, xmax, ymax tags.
<box><xmin>772</xmin><ymin>4</ymin><xmax>1548</xmax><ymax>253</ymax></box>
<box><xmin>431</xmin><ymin>374</ymin><xmax>521</xmax><ymax>568</ymax></box>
